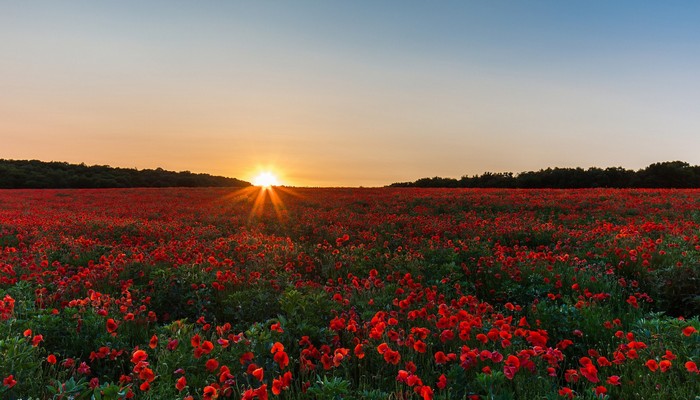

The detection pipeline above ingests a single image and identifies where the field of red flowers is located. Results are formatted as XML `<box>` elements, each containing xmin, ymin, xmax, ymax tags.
<box><xmin>0</xmin><ymin>187</ymin><xmax>698</xmax><ymax>399</ymax></box>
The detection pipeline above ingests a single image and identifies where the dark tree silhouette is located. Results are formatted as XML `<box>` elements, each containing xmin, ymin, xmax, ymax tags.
<box><xmin>0</xmin><ymin>159</ymin><xmax>251</xmax><ymax>188</ymax></box>
<box><xmin>390</xmin><ymin>161</ymin><xmax>700</xmax><ymax>188</ymax></box>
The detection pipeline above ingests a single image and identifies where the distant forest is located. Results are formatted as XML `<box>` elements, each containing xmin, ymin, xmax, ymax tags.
<box><xmin>0</xmin><ymin>159</ymin><xmax>251</xmax><ymax>188</ymax></box>
<box><xmin>390</xmin><ymin>161</ymin><xmax>700</xmax><ymax>188</ymax></box>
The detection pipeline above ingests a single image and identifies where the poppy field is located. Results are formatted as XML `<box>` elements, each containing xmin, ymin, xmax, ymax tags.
<box><xmin>0</xmin><ymin>187</ymin><xmax>698</xmax><ymax>399</ymax></box>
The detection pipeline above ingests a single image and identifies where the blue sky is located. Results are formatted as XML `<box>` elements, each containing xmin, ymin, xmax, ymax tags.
<box><xmin>2</xmin><ymin>1</ymin><xmax>700</xmax><ymax>186</ymax></box>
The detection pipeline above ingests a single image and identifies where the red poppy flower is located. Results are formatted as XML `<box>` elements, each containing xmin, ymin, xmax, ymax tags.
<box><xmin>203</xmin><ymin>385</ymin><xmax>218</xmax><ymax>400</ymax></box>
<box><xmin>271</xmin><ymin>342</ymin><xmax>285</xmax><ymax>354</ymax></box>
<box><xmin>333</xmin><ymin>348</ymin><xmax>349</xmax><ymax>367</ymax></box>
<box><xmin>77</xmin><ymin>361</ymin><xmax>91</xmax><ymax>375</ymax></box>
<box><xmin>247</xmin><ymin>363</ymin><xmax>259</xmax><ymax>376</ymax></box>
<box><xmin>413</xmin><ymin>340</ymin><xmax>427</xmax><ymax>353</ymax></box>
<box><xmin>106</xmin><ymin>318</ymin><xmax>118</xmax><ymax>333</ymax></box>
<box><xmin>593</xmin><ymin>386</ymin><xmax>607</xmax><ymax>396</ymax></box>
<box><xmin>214</xmin><ymin>365</ymin><xmax>229</xmax><ymax>382</ymax></box>
<box><xmin>556</xmin><ymin>339</ymin><xmax>573</xmax><ymax>350</ymax></box>
<box><xmin>354</xmin><ymin>343</ymin><xmax>365</xmax><ymax>359</ymax></box>
<box><xmin>436</xmin><ymin>374</ymin><xmax>447</xmax><ymax>390</ymax></box>
<box><xmin>190</xmin><ymin>334</ymin><xmax>201</xmax><ymax>348</ymax></box>
<box><xmin>329</xmin><ymin>316</ymin><xmax>346</xmax><ymax>331</ymax></box>
<box><xmin>645</xmin><ymin>359</ymin><xmax>658</xmax><ymax>372</ymax></box>
<box><xmin>504</xmin><ymin>355</ymin><xmax>520</xmax><ymax>380</ymax></box>
<box><xmin>606</xmin><ymin>375</ymin><xmax>621</xmax><ymax>386</ymax></box>
<box><xmin>272</xmin><ymin>372</ymin><xmax>292</xmax><ymax>395</ymax></box>
<box><xmin>564</xmin><ymin>369</ymin><xmax>579</xmax><ymax>383</ymax></box>
<box><xmin>270</xmin><ymin>322</ymin><xmax>284</xmax><ymax>333</ymax></box>
<box><xmin>138</xmin><ymin>367</ymin><xmax>155</xmax><ymax>382</ymax></box>
<box><xmin>272</xmin><ymin>378</ymin><xmax>284</xmax><ymax>395</ymax></box>
<box><xmin>240</xmin><ymin>352</ymin><xmax>255</xmax><ymax>365</ymax></box>
<box><xmin>255</xmin><ymin>384</ymin><xmax>268</xmax><ymax>400</ymax></box>
<box><xmin>131</xmin><ymin>350</ymin><xmax>147</xmax><ymax>364</ymax></box>
<box><xmin>274</xmin><ymin>351</ymin><xmax>290</xmax><ymax>369</ymax></box>
<box><xmin>200</xmin><ymin>341</ymin><xmax>214</xmax><ymax>354</ymax></box>
<box><xmin>176</xmin><ymin>376</ymin><xmax>187</xmax><ymax>392</ymax></box>
<box><xmin>206</xmin><ymin>358</ymin><xmax>220</xmax><ymax>372</ymax></box>
<box><xmin>252</xmin><ymin>367</ymin><xmax>264</xmax><ymax>381</ymax></box>
<box><xmin>419</xmin><ymin>385</ymin><xmax>434</xmax><ymax>400</ymax></box>
<box><xmin>3</xmin><ymin>375</ymin><xmax>17</xmax><ymax>388</ymax></box>
<box><xmin>506</xmin><ymin>355</ymin><xmax>520</xmax><ymax>369</ymax></box>
<box><xmin>319</xmin><ymin>353</ymin><xmax>332</xmax><ymax>370</ymax></box>
<box><xmin>659</xmin><ymin>360</ymin><xmax>672</xmax><ymax>372</ymax></box>
<box><xmin>558</xmin><ymin>387</ymin><xmax>574</xmax><ymax>399</ymax></box>
<box><xmin>383</xmin><ymin>349</ymin><xmax>401</xmax><ymax>365</ymax></box>
<box><xmin>434</xmin><ymin>351</ymin><xmax>449</xmax><ymax>365</ymax></box>
<box><xmin>580</xmin><ymin>362</ymin><xmax>599</xmax><ymax>383</ymax></box>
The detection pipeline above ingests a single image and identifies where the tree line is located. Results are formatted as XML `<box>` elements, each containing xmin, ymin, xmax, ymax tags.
<box><xmin>0</xmin><ymin>159</ymin><xmax>251</xmax><ymax>188</ymax></box>
<box><xmin>390</xmin><ymin>161</ymin><xmax>700</xmax><ymax>188</ymax></box>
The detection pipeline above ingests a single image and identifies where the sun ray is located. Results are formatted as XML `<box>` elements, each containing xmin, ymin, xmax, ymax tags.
<box><xmin>222</xmin><ymin>172</ymin><xmax>296</xmax><ymax>223</ymax></box>
<box><xmin>243</xmin><ymin>185</ymin><xmax>292</xmax><ymax>223</ymax></box>
<box><xmin>266</xmin><ymin>185</ymin><xmax>287</xmax><ymax>220</ymax></box>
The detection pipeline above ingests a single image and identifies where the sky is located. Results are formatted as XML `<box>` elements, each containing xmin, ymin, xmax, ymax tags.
<box><xmin>2</xmin><ymin>1</ymin><xmax>700</xmax><ymax>187</ymax></box>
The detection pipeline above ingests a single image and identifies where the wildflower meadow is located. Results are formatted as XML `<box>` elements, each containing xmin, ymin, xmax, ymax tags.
<box><xmin>0</xmin><ymin>187</ymin><xmax>698</xmax><ymax>399</ymax></box>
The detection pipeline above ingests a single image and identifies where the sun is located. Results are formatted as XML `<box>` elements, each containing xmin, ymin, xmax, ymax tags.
<box><xmin>252</xmin><ymin>171</ymin><xmax>280</xmax><ymax>188</ymax></box>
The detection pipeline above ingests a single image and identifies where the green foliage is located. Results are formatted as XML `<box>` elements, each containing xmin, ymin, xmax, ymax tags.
<box><xmin>33</xmin><ymin>309</ymin><xmax>114</xmax><ymax>358</ymax></box>
<box><xmin>148</xmin><ymin>264</ymin><xmax>215</xmax><ymax>323</ymax></box>
<box><xmin>45</xmin><ymin>378</ymin><xmax>131</xmax><ymax>400</ymax></box>
<box><xmin>0</xmin><ymin>336</ymin><xmax>44</xmax><ymax>396</ymax></box>
<box><xmin>90</xmin><ymin>382</ymin><xmax>132</xmax><ymax>400</ymax></box>
<box><xmin>278</xmin><ymin>287</ymin><xmax>335</xmax><ymax>343</ymax></box>
<box><xmin>474</xmin><ymin>371</ymin><xmax>515</xmax><ymax>400</ymax></box>
<box><xmin>632</xmin><ymin>314</ymin><xmax>700</xmax><ymax>360</ymax></box>
<box><xmin>46</xmin><ymin>377</ymin><xmax>89</xmax><ymax>399</ymax></box>
<box><xmin>0</xmin><ymin>224</ymin><xmax>19</xmax><ymax>248</ymax></box>
<box><xmin>214</xmin><ymin>284</ymin><xmax>282</xmax><ymax>331</ymax></box>
<box><xmin>356</xmin><ymin>388</ymin><xmax>391</xmax><ymax>400</ymax></box>
<box><xmin>306</xmin><ymin>375</ymin><xmax>352</xmax><ymax>400</ymax></box>
<box><xmin>649</xmin><ymin>262</ymin><xmax>700</xmax><ymax>317</ymax></box>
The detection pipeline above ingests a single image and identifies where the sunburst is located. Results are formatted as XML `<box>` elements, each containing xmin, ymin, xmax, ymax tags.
<box><xmin>252</xmin><ymin>172</ymin><xmax>280</xmax><ymax>188</ymax></box>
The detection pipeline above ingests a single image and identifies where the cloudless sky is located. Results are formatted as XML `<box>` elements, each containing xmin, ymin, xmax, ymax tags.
<box><xmin>2</xmin><ymin>1</ymin><xmax>700</xmax><ymax>186</ymax></box>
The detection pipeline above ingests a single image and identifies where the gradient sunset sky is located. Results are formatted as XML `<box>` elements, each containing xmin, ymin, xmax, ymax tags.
<box><xmin>3</xmin><ymin>1</ymin><xmax>700</xmax><ymax>187</ymax></box>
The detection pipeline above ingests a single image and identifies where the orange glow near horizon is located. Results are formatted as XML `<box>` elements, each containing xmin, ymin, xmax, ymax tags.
<box><xmin>252</xmin><ymin>171</ymin><xmax>280</xmax><ymax>188</ymax></box>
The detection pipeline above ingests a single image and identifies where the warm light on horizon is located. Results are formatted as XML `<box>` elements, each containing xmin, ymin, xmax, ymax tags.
<box><xmin>252</xmin><ymin>172</ymin><xmax>280</xmax><ymax>188</ymax></box>
<box><xmin>3</xmin><ymin>2</ymin><xmax>700</xmax><ymax>187</ymax></box>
